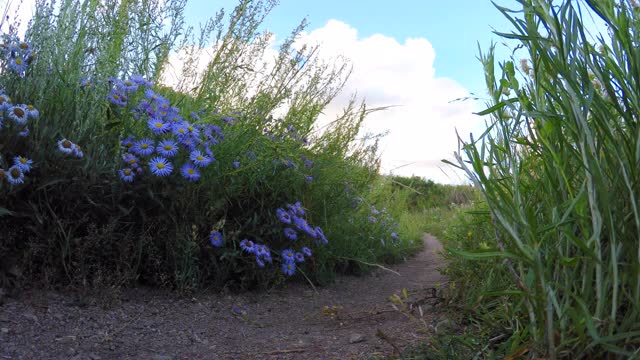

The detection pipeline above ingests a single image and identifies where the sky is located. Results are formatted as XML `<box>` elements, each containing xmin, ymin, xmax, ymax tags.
<box><xmin>2</xmin><ymin>0</ymin><xmax>607</xmax><ymax>184</ymax></box>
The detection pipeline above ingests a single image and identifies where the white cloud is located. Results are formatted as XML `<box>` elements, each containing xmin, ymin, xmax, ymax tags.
<box><xmin>296</xmin><ymin>20</ymin><xmax>484</xmax><ymax>184</ymax></box>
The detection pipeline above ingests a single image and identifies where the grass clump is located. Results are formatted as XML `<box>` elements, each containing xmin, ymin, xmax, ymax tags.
<box><xmin>437</xmin><ymin>0</ymin><xmax>640</xmax><ymax>358</ymax></box>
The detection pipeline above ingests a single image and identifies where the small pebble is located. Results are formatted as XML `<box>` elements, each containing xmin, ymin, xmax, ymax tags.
<box><xmin>349</xmin><ymin>333</ymin><xmax>366</xmax><ymax>344</ymax></box>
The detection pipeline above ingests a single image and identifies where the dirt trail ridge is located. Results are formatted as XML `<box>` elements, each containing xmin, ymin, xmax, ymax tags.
<box><xmin>0</xmin><ymin>234</ymin><xmax>447</xmax><ymax>360</ymax></box>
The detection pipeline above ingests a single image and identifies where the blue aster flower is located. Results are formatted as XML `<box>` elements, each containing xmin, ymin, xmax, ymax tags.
<box><xmin>148</xmin><ymin>156</ymin><xmax>173</xmax><ymax>176</ymax></box>
<box><xmin>147</xmin><ymin>118</ymin><xmax>170</xmax><ymax>135</ymax></box>
<box><xmin>8</xmin><ymin>105</ymin><xmax>27</xmax><ymax>124</ymax></box>
<box><xmin>8</xmin><ymin>56</ymin><xmax>27</xmax><ymax>73</ymax></box>
<box><xmin>122</xmin><ymin>153</ymin><xmax>140</xmax><ymax>168</ymax></box>
<box><xmin>304</xmin><ymin>175</ymin><xmax>314</xmax><ymax>182</ymax></box>
<box><xmin>179</xmin><ymin>136</ymin><xmax>199</xmax><ymax>152</ymax></box>
<box><xmin>294</xmin><ymin>252</ymin><xmax>305</xmax><ymax>263</ymax></box>
<box><xmin>276</xmin><ymin>208</ymin><xmax>292</xmax><ymax>224</ymax></box>
<box><xmin>131</xmin><ymin>74</ymin><xmax>152</xmax><ymax>87</ymax></box>
<box><xmin>144</xmin><ymin>88</ymin><xmax>162</xmax><ymax>102</ymax></box>
<box><xmin>121</xmin><ymin>136</ymin><xmax>135</xmax><ymax>151</ymax></box>
<box><xmin>368</xmin><ymin>216</ymin><xmax>377</xmax><ymax>223</ymax></box>
<box><xmin>119</xmin><ymin>168</ymin><xmax>135</xmax><ymax>182</ymax></box>
<box><xmin>0</xmin><ymin>94</ymin><xmax>11</xmax><ymax>111</ymax></box>
<box><xmin>6</xmin><ymin>165</ymin><xmax>24</xmax><ymax>185</ymax></box>
<box><xmin>190</xmin><ymin>150</ymin><xmax>213</xmax><ymax>168</ymax></box>
<box><xmin>233</xmin><ymin>161</ymin><xmax>240</xmax><ymax>169</ymax></box>
<box><xmin>282</xmin><ymin>249</ymin><xmax>295</xmax><ymax>263</ymax></box>
<box><xmin>172</xmin><ymin>123</ymin><xmax>189</xmax><ymax>137</ymax></box>
<box><xmin>209</xmin><ymin>231</ymin><xmax>223</xmax><ymax>247</ymax></box>
<box><xmin>132</xmin><ymin>138</ymin><xmax>155</xmax><ymax>156</ymax></box>
<box><xmin>17</xmin><ymin>126</ymin><xmax>29</xmax><ymax>137</ymax></box>
<box><xmin>303</xmin><ymin>225</ymin><xmax>317</xmax><ymax>238</ymax></box>
<box><xmin>80</xmin><ymin>78</ymin><xmax>93</xmax><ymax>88</ymax></box>
<box><xmin>293</xmin><ymin>216</ymin><xmax>308</xmax><ymax>231</ymax></box>
<box><xmin>255</xmin><ymin>257</ymin><xmax>265</xmax><ymax>268</ymax></box>
<box><xmin>282</xmin><ymin>261</ymin><xmax>296</xmax><ymax>276</ymax></box>
<box><xmin>391</xmin><ymin>232</ymin><xmax>399</xmax><ymax>240</ymax></box>
<box><xmin>107</xmin><ymin>89</ymin><xmax>127</xmax><ymax>107</ymax></box>
<box><xmin>156</xmin><ymin>139</ymin><xmax>179</xmax><ymax>157</ymax></box>
<box><xmin>283</xmin><ymin>228</ymin><xmax>297</xmax><ymax>241</ymax></box>
<box><xmin>287</xmin><ymin>202</ymin><xmax>305</xmax><ymax>216</ymax></box>
<box><xmin>302</xmin><ymin>247</ymin><xmax>312</xmax><ymax>257</ymax></box>
<box><xmin>25</xmin><ymin>105</ymin><xmax>38</xmax><ymax>119</ymax></box>
<box><xmin>184</xmin><ymin>123</ymin><xmax>200</xmax><ymax>137</ymax></box>
<box><xmin>73</xmin><ymin>145</ymin><xmax>84</xmax><ymax>158</ymax></box>
<box><xmin>167</xmin><ymin>114</ymin><xmax>183</xmax><ymax>126</ymax></box>
<box><xmin>57</xmin><ymin>139</ymin><xmax>77</xmax><ymax>154</ymax></box>
<box><xmin>180</xmin><ymin>162</ymin><xmax>200</xmax><ymax>181</ymax></box>
<box><xmin>13</xmin><ymin>156</ymin><xmax>32</xmax><ymax>173</ymax></box>
<box><xmin>118</xmin><ymin>79</ymin><xmax>139</xmax><ymax>93</ymax></box>
<box><xmin>240</xmin><ymin>239</ymin><xmax>255</xmax><ymax>254</ymax></box>
<box><xmin>255</xmin><ymin>244</ymin><xmax>270</xmax><ymax>258</ymax></box>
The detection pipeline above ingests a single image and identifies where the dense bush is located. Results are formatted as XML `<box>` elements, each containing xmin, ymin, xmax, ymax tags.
<box><xmin>0</xmin><ymin>0</ymin><xmax>419</xmax><ymax>291</ymax></box>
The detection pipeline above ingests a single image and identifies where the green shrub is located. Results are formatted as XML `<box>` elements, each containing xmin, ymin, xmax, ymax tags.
<box><xmin>0</xmin><ymin>0</ymin><xmax>415</xmax><ymax>291</ymax></box>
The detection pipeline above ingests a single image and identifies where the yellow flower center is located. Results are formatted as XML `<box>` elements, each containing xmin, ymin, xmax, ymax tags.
<box><xmin>187</xmin><ymin>126</ymin><xmax>193</xmax><ymax>132</ymax></box>
<box><xmin>164</xmin><ymin>145</ymin><xmax>172</xmax><ymax>151</ymax></box>
<box><xmin>196</xmin><ymin>155</ymin><xmax>203</xmax><ymax>161</ymax></box>
<box><xmin>15</xmin><ymin>58</ymin><xmax>22</xmax><ymax>65</ymax></box>
<box><xmin>124</xmin><ymin>169</ymin><xmax>131</xmax><ymax>175</ymax></box>
<box><xmin>19</xmin><ymin>158</ymin><xmax>26</xmax><ymax>164</ymax></box>
<box><xmin>62</xmin><ymin>140</ymin><xmax>72</xmax><ymax>148</ymax></box>
<box><xmin>19</xmin><ymin>42</ymin><xmax>28</xmax><ymax>49</ymax></box>
<box><xmin>124</xmin><ymin>81</ymin><xmax>132</xmax><ymax>86</ymax></box>
<box><xmin>156</xmin><ymin>163</ymin><xmax>165</xmax><ymax>169</ymax></box>
<box><xmin>178</xmin><ymin>129</ymin><xmax>185</xmax><ymax>134</ymax></box>
<box><xmin>27</xmin><ymin>105</ymin><xmax>34</xmax><ymax>110</ymax></box>
<box><xmin>129</xmin><ymin>159</ymin><xmax>136</xmax><ymax>164</ymax></box>
<box><xmin>10</xmin><ymin>168</ymin><xmax>20</xmax><ymax>177</ymax></box>
<box><xmin>141</xmin><ymin>144</ymin><xmax>148</xmax><ymax>149</ymax></box>
<box><xmin>155</xmin><ymin>122</ymin><xmax>163</xmax><ymax>128</ymax></box>
<box><xmin>188</xmin><ymin>169</ymin><xmax>194</xmax><ymax>174</ymax></box>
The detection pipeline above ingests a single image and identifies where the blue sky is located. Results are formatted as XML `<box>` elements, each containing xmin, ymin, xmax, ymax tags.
<box><xmin>184</xmin><ymin>0</ymin><xmax>516</xmax><ymax>97</ymax></box>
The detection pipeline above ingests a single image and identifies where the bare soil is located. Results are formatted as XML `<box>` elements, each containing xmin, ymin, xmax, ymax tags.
<box><xmin>0</xmin><ymin>234</ymin><xmax>447</xmax><ymax>360</ymax></box>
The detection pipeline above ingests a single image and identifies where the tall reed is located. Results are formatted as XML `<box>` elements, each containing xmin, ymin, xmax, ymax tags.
<box><xmin>451</xmin><ymin>0</ymin><xmax>640</xmax><ymax>357</ymax></box>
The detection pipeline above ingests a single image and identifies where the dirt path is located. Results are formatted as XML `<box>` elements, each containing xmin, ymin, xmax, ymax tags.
<box><xmin>0</xmin><ymin>234</ymin><xmax>447</xmax><ymax>360</ymax></box>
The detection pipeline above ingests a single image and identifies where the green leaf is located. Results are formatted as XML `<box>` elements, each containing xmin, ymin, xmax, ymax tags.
<box><xmin>447</xmin><ymin>247</ymin><xmax>518</xmax><ymax>260</ymax></box>
<box><xmin>473</xmin><ymin>98</ymin><xmax>519</xmax><ymax>115</ymax></box>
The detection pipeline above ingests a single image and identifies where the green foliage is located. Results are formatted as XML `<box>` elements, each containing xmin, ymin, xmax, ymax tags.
<box><xmin>444</xmin><ymin>0</ymin><xmax>640</xmax><ymax>358</ymax></box>
<box><xmin>0</xmin><ymin>0</ymin><xmax>414</xmax><ymax>291</ymax></box>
